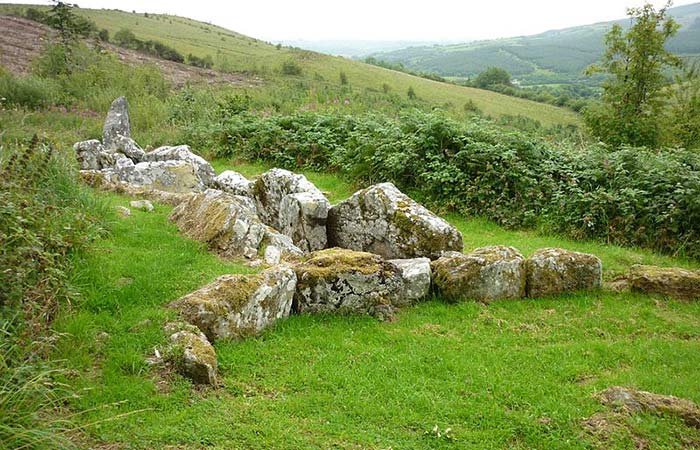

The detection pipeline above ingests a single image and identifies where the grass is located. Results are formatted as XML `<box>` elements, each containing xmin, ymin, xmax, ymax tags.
<box><xmin>0</xmin><ymin>4</ymin><xmax>580</xmax><ymax>127</ymax></box>
<box><xmin>51</xmin><ymin>165</ymin><xmax>700</xmax><ymax>449</ymax></box>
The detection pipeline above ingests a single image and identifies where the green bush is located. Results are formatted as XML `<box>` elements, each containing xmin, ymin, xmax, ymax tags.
<box><xmin>211</xmin><ymin>110</ymin><xmax>700</xmax><ymax>258</ymax></box>
<box><xmin>281</xmin><ymin>60</ymin><xmax>302</xmax><ymax>76</ymax></box>
<box><xmin>0</xmin><ymin>71</ymin><xmax>58</xmax><ymax>108</ymax></box>
<box><xmin>0</xmin><ymin>142</ymin><xmax>106</xmax><ymax>327</ymax></box>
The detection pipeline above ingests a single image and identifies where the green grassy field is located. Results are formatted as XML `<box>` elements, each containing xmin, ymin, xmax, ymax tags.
<box><xmin>54</xmin><ymin>163</ymin><xmax>700</xmax><ymax>449</ymax></box>
<box><xmin>0</xmin><ymin>4</ymin><xmax>580</xmax><ymax>127</ymax></box>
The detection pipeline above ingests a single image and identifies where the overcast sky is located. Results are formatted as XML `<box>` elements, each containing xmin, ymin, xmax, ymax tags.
<box><xmin>13</xmin><ymin>0</ymin><xmax>699</xmax><ymax>41</ymax></box>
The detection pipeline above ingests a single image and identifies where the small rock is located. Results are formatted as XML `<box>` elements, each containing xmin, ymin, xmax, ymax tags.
<box><xmin>115</xmin><ymin>206</ymin><xmax>131</xmax><ymax>217</ymax></box>
<box><xmin>525</xmin><ymin>248</ymin><xmax>602</xmax><ymax>298</ymax></box>
<box><xmin>327</xmin><ymin>182</ymin><xmax>463</xmax><ymax>259</ymax></box>
<box><xmin>130</xmin><ymin>199</ymin><xmax>155</xmax><ymax>212</ymax></box>
<box><xmin>169</xmin><ymin>266</ymin><xmax>298</xmax><ymax>342</ymax></box>
<box><xmin>599</xmin><ymin>386</ymin><xmax>700</xmax><ymax>428</ymax></box>
<box><xmin>431</xmin><ymin>246</ymin><xmax>526</xmax><ymax>302</ymax></box>
<box><xmin>164</xmin><ymin>322</ymin><xmax>217</xmax><ymax>385</ymax></box>
<box><xmin>628</xmin><ymin>265</ymin><xmax>700</xmax><ymax>301</ymax></box>
<box><xmin>103</xmin><ymin>96</ymin><xmax>131</xmax><ymax>149</ymax></box>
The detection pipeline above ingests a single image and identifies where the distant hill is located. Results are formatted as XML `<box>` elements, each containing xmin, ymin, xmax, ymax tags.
<box><xmin>370</xmin><ymin>2</ymin><xmax>700</xmax><ymax>86</ymax></box>
<box><xmin>0</xmin><ymin>3</ymin><xmax>580</xmax><ymax>127</ymax></box>
<box><xmin>276</xmin><ymin>40</ymin><xmax>463</xmax><ymax>58</ymax></box>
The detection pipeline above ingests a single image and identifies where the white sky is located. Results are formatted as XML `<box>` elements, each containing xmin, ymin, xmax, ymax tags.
<box><xmin>11</xmin><ymin>0</ymin><xmax>699</xmax><ymax>41</ymax></box>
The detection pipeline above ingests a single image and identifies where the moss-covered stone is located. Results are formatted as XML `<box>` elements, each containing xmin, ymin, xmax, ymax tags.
<box><xmin>628</xmin><ymin>265</ymin><xmax>700</xmax><ymax>301</ymax></box>
<box><xmin>431</xmin><ymin>246</ymin><xmax>526</xmax><ymax>302</ymax></box>
<box><xmin>164</xmin><ymin>322</ymin><xmax>217</xmax><ymax>385</ymax></box>
<box><xmin>293</xmin><ymin>248</ymin><xmax>408</xmax><ymax>320</ymax></box>
<box><xmin>169</xmin><ymin>266</ymin><xmax>297</xmax><ymax>342</ymax></box>
<box><xmin>525</xmin><ymin>248</ymin><xmax>602</xmax><ymax>298</ymax></box>
<box><xmin>327</xmin><ymin>182</ymin><xmax>462</xmax><ymax>260</ymax></box>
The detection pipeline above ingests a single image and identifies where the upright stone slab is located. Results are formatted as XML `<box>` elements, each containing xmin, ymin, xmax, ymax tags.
<box><xmin>327</xmin><ymin>182</ymin><xmax>463</xmax><ymax>259</ymax></box>
<box><xmin>74</xmin><ymin>140</ymin><xmax>107</xmax><ymax>170</ymax></box>
<box><xmin>169</xmin><ymin>189</ymin><xmax>303</xmax><ymax>261</ymax></box>
<box><xmin>253</xmin><ymin>168</ymin><xmax>330</xmax><ymax>252</ymax></box>
<box><xmin>169</xmin><ymin>266</ymin><xmax>298</xmax><ymax>341</ymax></box>
<box><xmin>525</xmin><ymin>248</ymin><xmax>603</xmax><ymax>298</ymax></box>
<box><xmin>431</xmin><ymin>246</ymin><xmax>526</xmax><ymax>302</ymax></box>
<box><xmin>279</xmin><ymin>191</ymin><xmax>330</xmax><ymax>252</ymax></box>
<box><xmin>103</xmin><ymin>96</ymin><xmax>130</xmax><ymax>149</ymax></box>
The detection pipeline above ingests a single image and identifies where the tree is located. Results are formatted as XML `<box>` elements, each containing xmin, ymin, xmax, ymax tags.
<box><xmin>339</xmin><ymin>71</ymin><xmax>348</xmax><ymax>85</ymax></box>
<box><xmin>473</xmin><ymin>67</ymin><xmax>512</xmax><ymax>88</ymax></box>
<box><xmin>585</xmin><ymin>2</ymin><xmax>681</xmax><ymax>147</ymax></box>
<box><xmin>666</xmin><ymin>64</ymin><xmax>700</xmax><ymax>149</ymax></box>
<box><xmin>407</xmin><ymin>86</ymin><xmax>416</xmax><ymax>100</ymax></box>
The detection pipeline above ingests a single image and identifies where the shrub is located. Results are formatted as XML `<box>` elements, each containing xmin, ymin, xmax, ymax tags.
<box><xmin>211</xmin><ymin>110</ymin><xmax>700</xmax><ymax>258</ymax></box>
<box><xmin>0</xmin><ymin>71</ymin><xmax>58</xmax><ymax>108</ymax></box>
<box><xmin>187</xmin><ymin>53</ymin><xmax>214</xmax><ymax>69</ymax></box>
<box><xmin>281</xmin><ymin>60</ymin><xmax>302</xmax><ymax>76</ymax></box>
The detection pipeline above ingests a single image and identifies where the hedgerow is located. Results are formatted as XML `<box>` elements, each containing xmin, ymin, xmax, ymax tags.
<box><xmin>211</xmin><ymin>110</ymin><xmax>700</xmax><ymax>258</ymax></box>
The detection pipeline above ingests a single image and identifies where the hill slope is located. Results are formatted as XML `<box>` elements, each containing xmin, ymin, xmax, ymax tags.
<box><xmin>371</xmin><ymin>2</ymin><xmax>700</xmax><ymax>85</ymax></box>
<box><xmin>0</xmin><ymin>4</ymin><xmax>580</xmax><ymax>127</ymax></box>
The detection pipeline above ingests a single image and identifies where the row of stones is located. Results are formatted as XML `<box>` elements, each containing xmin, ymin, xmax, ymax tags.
<box><xmin>164</xmin><ymin>244</ymin><xmax>604</xmax><ymax>385</ymax></box>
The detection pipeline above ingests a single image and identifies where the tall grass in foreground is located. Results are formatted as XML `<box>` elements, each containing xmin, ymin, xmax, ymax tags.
<box><xmin>0</xmin><ymin>140</ymin><xmax>107</xmax><ymax>449</ymax></box>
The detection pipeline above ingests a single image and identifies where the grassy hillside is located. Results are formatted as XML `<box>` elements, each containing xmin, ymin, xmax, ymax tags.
<box><xmin>371</xmin><ymin>2</ymin><xmax>700</xmax><ymax>86</ymax></box>
<box><xmin>0</xmin><ymin>4</ymin><xmax>580</xmax><ymax>127</ymax></box>
<box><xmin>50</xmin><ymin>161</ymin><xmax>700</xmax><ymax>449</ymax></box>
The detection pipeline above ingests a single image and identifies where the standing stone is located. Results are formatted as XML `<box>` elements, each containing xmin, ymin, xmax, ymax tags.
<box><xmin>388</xmin><ymin>258</ymin><xmax>432</xmax><ymax>307</ymax></box>
<box><xmin>293</xmin><ymin>248</ymin><xmax>405</xmax><ymax>320</ymax></box>
<box><xmin>279</xmin><ymin>191</ymin><xmax>330</xmax><ymax>252</ymax></box>
<box><xmin>525</xmin><ymin>248</ymin><xmax>603</xmax><ymax>298</ymax></box>
<box><xmin>628</xmin><ymin>265</ymin><xmax>700</xmax><ymax>301</ymax></box>
<box><xmin>143</xmin><ymin>145</ymin><xmax>216</xmax><ymax>188</ymax></box>
<box><xmin>327</xmin><ymin>182</ymin><xmax>463</xmax><ymax>260</ymax></box>
<box><xmin>164</xmin><ymin>322</ymin><xmax>217</xmax><ymax>385</ymax></box>
<box><xmin>431</xmin><ymin>246</ymin><xmax>526</xmax><ymax>302</ymax></box>
<box><xmin>169</xmin><ymin>266</ymin><xmax>298</xmax><ymax>341</ymax></box>
<box><xmin>103</xmin><ymin>96</ymin><xmax>130</xmax><ymax>149</ymax></box>
<box><xmin>213</xmin><ymin>170</ymin><xmax>254</xmax><ymax>197</ymax></box>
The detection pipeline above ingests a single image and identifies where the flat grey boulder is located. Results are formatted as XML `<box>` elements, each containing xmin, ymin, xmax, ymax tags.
<box><xmin>164</xmin><ymin>322</ymin><xmax>217</xmax><ymax>385</ymax></box>
<box><xmin>389</xmin><ymin>258</ymin><xmax>432</xmax><ymax>307</ymax></box>
<box><xmin>293</xmin><ymin>248</ymin><xmax>406</xmax><ymax>320</ymax></box>
<box><xmin>143</xmin><ymin>145</ymin><xmax>215</xmax><ymax>187</ymax></box>
<box><xmin>525</xmin><ymin>248</ymin><xmax>603</xmax><ymax>298</ymax></box>
<box><xmin>327</xmin><ymin>182</ymin><xmax>463</xmax><ymax>259</ymax></box>
<box><xmin>431</xmin><ymin>246</ymin><xmax>526</xmax><ymax>302</ymax></box>
<box><xmin>213</xmin><ymin>170</ymin><xmax>254</xmax><ymax>197</ymax></box>
<box><xmin>103</xmin><ymin>96</ymin><xmax>130</xmax><ymax>149</ymax></box>
<box><xmin>115</xmin><ymin>160</ymin><xmax>206</xmax><ymax>193</ymax></box>
<box><xmin>169</xmin><ymin>189</ymin><xmax>303</xmax><ymax>261</ymax></box>
<box><xmin>74</xmin><ymin>139</ymin><xmax>107</xmax><ymax>170</ymax></box>
<box><xmin>279</xmin><ymin>191</ymin><xmax>330</xmax><ymax>253</ymax></box>
<box><xmin>628</xmin><ymin>265</ymin><xmax>700</xmax><ymax>301</ymax></box>
<box><xmin>169</xmin><ymin>266</ymin><xmax>297</xmax><ymax>341</ymax></box>
<box><xmin>111</xmin><ymin>135</ymin><xmax>145</xmax><ymax>162</ymax></box>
